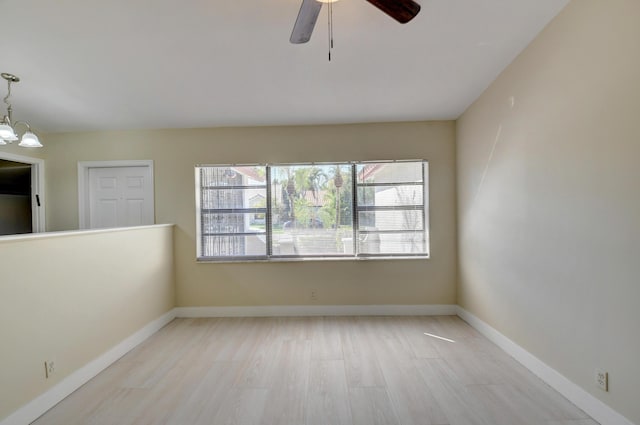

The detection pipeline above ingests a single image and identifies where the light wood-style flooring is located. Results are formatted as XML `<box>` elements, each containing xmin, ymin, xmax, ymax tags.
<box><xmin>33</xmin><ymin>316</ymin><xmax>598</xmax><ymax>425</ymax></box>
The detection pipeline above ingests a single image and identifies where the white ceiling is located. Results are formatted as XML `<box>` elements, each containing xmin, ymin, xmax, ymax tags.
<box><xmin>1</xmin><ymin>0</ymin><xmax>569</xmax><ymax>133</ymax></box>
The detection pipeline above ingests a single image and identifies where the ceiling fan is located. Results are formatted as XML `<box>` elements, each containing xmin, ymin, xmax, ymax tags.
<box><xmin>290</xmin><ymin>0</ymin><xmax>421</xmax><ymax>44</ymax></box>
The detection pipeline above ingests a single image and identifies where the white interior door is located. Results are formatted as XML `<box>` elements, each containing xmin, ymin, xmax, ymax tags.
<box><xmin>87</xmin><ymin>166</ymin><xmax>154</xmax><ymax>229</ymax></box>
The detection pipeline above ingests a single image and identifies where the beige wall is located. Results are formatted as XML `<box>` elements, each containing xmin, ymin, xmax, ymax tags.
<box><xmin>0</xmin><ymin>225</ymin><xmax>175</xmax><ymax>420</ymax></box>
<box><xmin>457</xmin><ymin>1</ymin><xmax>640</xmax><ymax>423</ymax></box>
<box><xmin>42</xmin><ymin>121</ymin><xmax>457</xmax><ymax>307</ymax></box>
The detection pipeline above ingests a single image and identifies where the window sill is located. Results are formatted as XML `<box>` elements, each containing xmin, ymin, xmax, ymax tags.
<box><xmin>196</xmin><ymin>255</ymin><xmax>429</xmax><ymax>264</ymax></box>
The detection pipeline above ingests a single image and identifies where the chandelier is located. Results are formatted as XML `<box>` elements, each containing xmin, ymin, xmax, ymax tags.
<box><xmin>0</xmin><ymin>73</ymin><xmax>42</xmax><ymax>148</ymax></box>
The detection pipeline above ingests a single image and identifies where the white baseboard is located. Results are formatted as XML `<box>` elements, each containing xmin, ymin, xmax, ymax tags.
<box><xmin>7</xmin><ymin>305</ymin><xmax>629</xmax><ymax>425</ymax></box>
<box><xmin>175</xmin><ymin>304</ymin><xmax>458</xmax><ymax>318</ymax></box>
<box><xmin>0</xmin><ymin>309</ymin><xmax>176</xmax><ymax>425</ymax></box>
<box><xmin>456</xmin><ymin>307</ymin><xmax>634</xmax><ymax>425</ymax></box>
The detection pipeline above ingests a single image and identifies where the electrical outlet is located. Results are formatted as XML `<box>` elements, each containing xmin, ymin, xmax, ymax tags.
<box><xmin>595</xmin><ymin>369</ymin><xmax>608</xmax><ymax>392</ymax></box>
<box><xmin>310</xmin><ymin>290</ymin><xmax>317</xmax><ymax>302</ymax></box>
<box><xmin>44</xmin><ymin>361</ymin><xmax>55</xmax><ymax>379</ymax></box>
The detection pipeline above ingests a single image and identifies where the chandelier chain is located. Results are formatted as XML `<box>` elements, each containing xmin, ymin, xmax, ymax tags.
<box><xmin>0</xmin><ymin>72</ymin><xmax>42</xmax><ymax>147</ymax></box>
<box><xmin>3</xmin><ymin>79</ymin><xmax>12</xmax><ymax>107</ymax></box>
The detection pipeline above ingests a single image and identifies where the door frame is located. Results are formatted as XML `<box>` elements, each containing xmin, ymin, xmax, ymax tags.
<box><xmin>0</xmin><ymin>151</ymin><xmax>46</xmax><ymax>233</ymax></box>
<box><xmin>78</xmin><ymin>160</ymin><xmax>154</xmax><ymax>229</ymax></box>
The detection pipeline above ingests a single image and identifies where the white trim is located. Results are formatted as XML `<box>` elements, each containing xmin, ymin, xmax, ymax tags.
<box><xmin>0</xmin><ymin>151</ymin><xmax>46</xmax><ymax>233</ymax></box>
<box><xmin>0</xmin><ymin>310</ymin><xmax>176</xmax><ymax>425</ymax></box>
<box><xmin>0</xmin><ymin>223</ymin><xmax>173</xmax><ymax>243</ymax></box>
<box><xmin>175</xmin><ymin>304</ymin><xmax>457</xmax><ymax>318</ymax></box>
<box><xmin>456</xmin><ymin>307</ymin><xmax>634</xmax><ymax>425</ymax></box>
<box><xmin>77</xmin><ymin>160</ymin><xmax>155</xmax><ymax>230</ymax></box>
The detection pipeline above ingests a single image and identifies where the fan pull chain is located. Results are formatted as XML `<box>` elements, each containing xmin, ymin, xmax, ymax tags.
<box><xmin>330</xmin><ymin>0</ymin><xmax>334</xmax><ymax>49</ymax></box>
<box><xmin>328</xmin><ymin>0</ymin><xmax>334</xmax><ymax>61</ymax></box>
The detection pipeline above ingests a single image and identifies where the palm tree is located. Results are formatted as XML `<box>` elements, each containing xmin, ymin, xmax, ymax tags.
<box><xmin>334</xmin><ymin>166</ymin><xmax>343</xmax><ymax>229</ymax></box>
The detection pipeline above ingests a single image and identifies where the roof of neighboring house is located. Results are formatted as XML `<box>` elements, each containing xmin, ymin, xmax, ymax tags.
<box><xmin>358</xmin><ymin>164</ymin><xmax>384</xmax><ymax>182</ymax></box>
<box><xmin>232</xmin><ymin>166</ymin><xmax>265</xmax><ymax>183</ymax></box>
<box><xmin>301</xmin><ymin>190</ymin><xmax>327</xmax><ymax>207</ymax></box>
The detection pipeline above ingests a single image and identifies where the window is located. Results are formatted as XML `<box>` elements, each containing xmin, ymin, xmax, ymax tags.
<box><xmin>196</xmin><ymin>160</ymin><xmax>428</xmax><ymax>261</ymax></box>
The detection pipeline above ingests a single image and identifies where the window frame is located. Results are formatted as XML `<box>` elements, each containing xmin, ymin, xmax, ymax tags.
<box><xmin>196</xmin><ymin>160</ymin><xmax>429</xmax><ymax>262</ymax></box>
<box><xmin>354</xmin><ymin>162</ymin><xmax>428</xmax><ymax>259</ymax></box>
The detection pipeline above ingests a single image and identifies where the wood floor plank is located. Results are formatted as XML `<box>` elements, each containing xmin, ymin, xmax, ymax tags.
<box><xmin>374</xmin><ymin>337</ymin><xmax>448</xmax><ymax>425</ymax></box>
<box><xmin>310</xmin><ymin>316</ymin><xmax>344</xmax><ymax>360</ymax></box>
<box><xmin>379</xmin><ymin>364</ymin><xmax>449</xmax><ymax>425</ymax></box>
<box><xmin>465</xmin><ymin>383</ymin><xmax>586</xmax><ymax>425</ymax></box>
<box><xmin>259</xmin><ymin>339</ymin><xmax>311</xmax><ymax>425</ymax></box>
<box><xmin>271</xmin><ymin>316</ymin><xmax>315</xmax><ymax>341</ymax></box>
<box><xmin>81</xmin><ymin>387</ymin><xmax>149</xmax><ymax>425</ymax></box>
<box><xmin>340</xmin><ymin>317</ymin><xmax>386</xmax><ymax>388</ymax></box>
<box><xmin>369</xmin><ymin>326</ymin><xmax>416</xmax><ymax>367</ymax></box>
<box><xmin>440</xmin><ymin>353</ymin><xmax>514</xmax><ymax>386</ymax></box>
<box><xmin>166</xmin><ymin>361</ymin><xmax>243</xmax><ymax>425</ymax></box>
<box><xmin>415</xmin><ymin>357</ymin><xmax>495</xmax><ymax>425</ymax></box>
<box><xmin>209</xmin><ymin>317</ymin><xmax>269</xmax><ymax>362</ymax></box>
<box><xmin>32</xmin><ymin>386</ymin><xmax>148</xmax><ymax>425</ymax></box>
<box><xmin>434</xmin><ymin>315</ymin><xmax>482</xmax><ymax>339</ymax></box>
<box><xmin>233</xmin><ymin>337</ymin><xmax>282</xmax><ymax>389</ymax></box>
<box><xmin>211</xmin><ymin>388</ymin><xmax>269</xmax><ymax>425</ymax></box>
<box><xmin>348</xmin><ymin>387</ymin><xmax>401</xmax><ymax>425</ymax></box>
<box><xmin>306</xmin><ymin>359</ymin><xmax>352</xmax><ymax>425</ymax></box>
<box><xmin>119</xmin><ymin>319</ymin><xmax>201</xmax><ymax>389</ymax></box>
<box><xmin>398</xmin><ymin>316</ymin><xmax>441</xmax><ymax>358</ymax></box>
<box><xmin>127</xmin><ymin>368</ymin><xmax>197</xmax><ymax>424</ymax></box>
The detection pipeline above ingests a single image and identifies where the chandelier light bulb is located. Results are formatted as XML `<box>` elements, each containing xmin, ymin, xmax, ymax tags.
<box><xmin>18</xmin><ymin>131</ymin><xmax>42</xmax><ymax>148</ymax></box>
<box><xmin>0</xmin><ymin>123</ymin><xmax>16</xmax><ymax>139</ymax></box>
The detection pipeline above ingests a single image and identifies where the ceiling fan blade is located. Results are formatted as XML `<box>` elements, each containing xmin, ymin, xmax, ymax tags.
<box><xmin>366</xmin><ymin>0</ymin><xmax>421</xmax><ymax>24</ymax></box>
<box><xmin>290</xmin><ymin>0</ymin><xmax>323</xmax><ymax>44</ymax></box>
